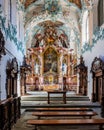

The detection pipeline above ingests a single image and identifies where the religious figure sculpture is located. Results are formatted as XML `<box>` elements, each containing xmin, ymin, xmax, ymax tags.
<box><xmin>35</xmin><ymin>63</ymin><xmax>39</xmax><ymax>74</ymax></box>
<box><xmin>62</xmin><ymin>63</ymin><xmax>67</xmax><ymax>75</ymax></box>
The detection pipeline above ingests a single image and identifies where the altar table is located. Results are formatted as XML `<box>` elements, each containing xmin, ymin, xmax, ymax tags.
<box><xmin>47</xmin><ymin>90</ymin><xmax>66</xmax><ymax>104</ymax></box>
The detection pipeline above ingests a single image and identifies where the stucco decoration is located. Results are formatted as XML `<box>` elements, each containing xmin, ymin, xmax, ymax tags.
<box><xmin>0</xmin><ymin>4</ymin><xmax>24</xmax><ymax>54</ymax></box>
<box><xmin>24</xmin><ymin>0</ymin><xmax>81</xmax><ymax>52</ymax></box>
<box><xmin>81</xmin><ymin>27</ymin><xmax>104</xmax><ymax>54</ymax></box>
<box><xmin>22</xmin><ymin>0</ymin><xmax>82</xmax><ymax>9</ymax></box>
<box><xmin>17</xmin><ymin>0</ymin><xmax>95</xmax><ymax>54</ymax></box>
<box><xmin>31</xmin><ymin>21</ymin><xmax>70</xmax><ymax>49</ymax></box>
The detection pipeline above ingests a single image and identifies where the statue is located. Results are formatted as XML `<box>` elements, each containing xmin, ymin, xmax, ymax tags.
<box><xmin>35</xmin><ymin>63</ymin><xmax>39</xmax><ymax>74</ymax></box>
<box><xmin>62</xmin><ymin>63</ymin><xmax>67</xmax><ymax>75</ymax></box>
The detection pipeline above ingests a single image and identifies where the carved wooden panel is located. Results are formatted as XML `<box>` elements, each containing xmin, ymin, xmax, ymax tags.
<box><xmin>6</xmin><ymin>60</ymin><xmax>12</xmax><ymax>98</ymax></box>
<box><xmin>1</xmin><ymin>99</ymin><xmax>10</xmax><ymax>130</ymax></box>
<box><xmin>76</xmin><ymin>56</ymin><xmax>88</xmax><ymax>95</ymax></box>
<box><xmin>0</xmin><ymin>97</ymin><xmax>21</xmax><ymax>130</ymax></box>
<box><xmin>91</xmin><ymin>57</ymin><xmax>104</xmax><ymax>103</ymax></box>
<box><xmin>7</xmin><ymin>98</ymin><xmax>15</xmax><ymax>130</ymax></box>
<box><xmin>0</xmin><ymin>102</ymin><xmax>2</xmax><ymax>130</ymax></box>
<box><xmin>6</xmin><ymin>58</ymin><xmax>18</xmax><ymax>98</ymax></box>
<box><xmin>11</xmin><ymin>58</ymin><xmax>18</xmax><ymax>97</ymax></box>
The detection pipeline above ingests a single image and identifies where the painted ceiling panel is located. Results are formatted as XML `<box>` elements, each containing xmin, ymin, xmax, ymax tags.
<box><xmin>23</xmin><ymin>0</ymin><xmax>82</xmax><ymax>9</ymax></box>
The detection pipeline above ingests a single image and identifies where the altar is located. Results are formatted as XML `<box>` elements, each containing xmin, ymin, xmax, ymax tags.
<box><xmin>47</xmin><ymin>90</ymin><xmax>66</xmax><ymax>104</ymax></box>
<box><xmin>25</xmin><ymin>23</ymin><xmax>78</xmax><ymax>92</ymax></box>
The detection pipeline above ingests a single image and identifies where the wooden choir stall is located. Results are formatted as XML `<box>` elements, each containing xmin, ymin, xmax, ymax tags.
<box><xmin>91</xmin><ymin>57</ymin><xmax>104</xmax><ymax>117</ymax></box>
<box><xmin>0</xmin><ymin>57</ymin><xmax>21</xmax><ymax>130</ymax></box>
<box><xmin>75</xmin><ymin>56</ymin><xmax>88</xmax><ymax>96</ymax></box>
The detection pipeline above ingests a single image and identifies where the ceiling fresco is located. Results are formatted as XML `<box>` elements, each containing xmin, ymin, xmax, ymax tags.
<box><xmin>22</xmin><ymin>0</ymin><xmax>82</xmax><ymax>9</ymax></box>
<box><xmin>18</xmin><ymin>0</ymin><xmax>93</xmax><ymax>54</ymax></box>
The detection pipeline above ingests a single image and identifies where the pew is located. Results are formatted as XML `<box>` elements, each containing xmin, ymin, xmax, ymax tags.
<box><xmin>27</xmin><ymin>119</ymin><xmax>104</xmax><ymax>130</ymax></box>
<box><xmin>29</xmin><ymin>107</ymin><xmax>92</xmax><ymax>112</ymax></box>
<box><xmin>32</xmin><ymin>111</ymin><xmax>97</xmax><ymax>119</ymax></box>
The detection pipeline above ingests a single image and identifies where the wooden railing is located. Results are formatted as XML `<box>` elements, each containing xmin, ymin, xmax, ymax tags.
<box><xmin>0</xmin><ymin>97</ymin><xmax>21</xmax><ymax>130</ymax></box>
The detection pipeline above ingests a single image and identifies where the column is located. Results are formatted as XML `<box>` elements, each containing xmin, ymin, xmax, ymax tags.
<box><xmin>58</xmin><ymin>51</ymin><xmax>63</xmax><ymax>90</ymax></box>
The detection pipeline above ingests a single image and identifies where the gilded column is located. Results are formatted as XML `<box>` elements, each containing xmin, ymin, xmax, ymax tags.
<box><xmin>58</xmin><ymin>50</ymin><xmax>63</xmax><ymax>89</ymax></box>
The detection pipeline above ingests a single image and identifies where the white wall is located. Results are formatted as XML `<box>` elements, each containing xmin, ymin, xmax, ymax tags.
<box><xmin>0</xmin><ymin>0</ymin><xmax>24</xmax><ymax>100</ymax></box>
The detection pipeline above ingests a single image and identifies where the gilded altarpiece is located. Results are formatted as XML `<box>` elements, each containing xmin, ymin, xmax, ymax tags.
<box><xmin>26</xmin><ymin>46</ymin><xmax>78</xmax><ymax>92</ymax></box>
<box><xmin>26</xmin><ymin>22</ymin><xmax>78</xmax><ymax>92</ymax></box>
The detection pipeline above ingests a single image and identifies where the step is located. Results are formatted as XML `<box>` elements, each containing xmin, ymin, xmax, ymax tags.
<box><xmin>21</xmin><ymin>95</ymin><xmax>90</xmax><ymax>101</ymax></box>
<box><xmin>21</xmin><ymin>101</ymin><xmax>101</xmax><ymax>109</ymax></box>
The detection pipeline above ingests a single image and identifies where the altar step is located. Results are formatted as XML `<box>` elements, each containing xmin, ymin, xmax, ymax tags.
<box><xmin>21</xmin><ymin>95</ymin><xmax>90</xmax><ymax>101</ymax></box>
<box><xmin>21</xmin><ymin>91</ymin><xmax>90</xmax><ymax>101</ymax></box>
<box><xmin>21</xmin><ymin>91</ymin><xmax>101</xmax><ymax>109</ymax></box>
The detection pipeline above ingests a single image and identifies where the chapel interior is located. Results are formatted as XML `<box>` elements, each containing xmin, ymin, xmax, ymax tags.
<box><xmin>0</xmin><ymin>0</ymin><xmax>104</xmax><ymax>130</ymax></box>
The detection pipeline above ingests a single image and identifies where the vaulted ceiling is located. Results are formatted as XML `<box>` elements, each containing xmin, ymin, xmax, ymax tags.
<box><xmin>20</xmin><ymin>0</ymin><xmax>92</xmax><ymax>53</ymax></box>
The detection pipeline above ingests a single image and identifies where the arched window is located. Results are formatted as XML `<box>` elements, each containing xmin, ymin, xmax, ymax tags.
<box><xmin>98</xmin><ymin>0</ymin><xmax>104</xmax><ymax>26</ymax></box>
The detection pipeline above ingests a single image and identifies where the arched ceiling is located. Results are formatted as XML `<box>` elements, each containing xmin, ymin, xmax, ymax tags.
<box><xmin>20</xmin><ymin>0</ymin><xmax>92</xmax><ymax>53</ymax></box>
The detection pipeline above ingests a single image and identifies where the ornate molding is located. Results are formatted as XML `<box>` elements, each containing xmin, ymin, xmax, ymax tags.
<box><xmin>91</xmin><ymin>57</ymin><xmax>104</xmax><ymax>72</ymax></box>
<box><xmin>0</xmin><ymin>4</ymin><xmax>24</xmax><ymax>54</ymax></box>
<box><xmin>82</xmin><ymin>27</ymin><xmax>104</xmax><ymax>54</ymax></box>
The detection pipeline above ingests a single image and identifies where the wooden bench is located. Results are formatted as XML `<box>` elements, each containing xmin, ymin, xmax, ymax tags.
<box><xmin>32</xmin><ymin>111</ymin><xmax>97</xmax><ymax>119</ymax></box>
<box><xmin>31</xmin><ymin>107</ymin><xmax>92</xmax><ymax>112</ymax></box>
<box><xmin>27</xmin><ymin>119</ymin><xmax>104</xmax><ymax>130</ymax></box>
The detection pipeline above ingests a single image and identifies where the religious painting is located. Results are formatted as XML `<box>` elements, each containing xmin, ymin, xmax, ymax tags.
<box><xmin>44</xmin><ymin>47</ymin><xmax>58</xmax><ymax>73</ymax></box>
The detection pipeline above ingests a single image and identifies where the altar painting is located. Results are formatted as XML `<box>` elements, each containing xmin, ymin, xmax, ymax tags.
<box><xmin>44</xmin><ymin>48</ymin><xmax>58</xmax><ymax>73</ymax></box>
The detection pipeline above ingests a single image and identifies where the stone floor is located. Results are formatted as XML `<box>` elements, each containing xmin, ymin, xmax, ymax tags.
<box><xmin>12</xmin><ymin>92</ymin><xmax>103</xmax><ymax>130</ymax></box>
<box><xmin>11</xmin><ymin>107</ymin><xmax>103</xmax><ymax>130</ymax></box>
